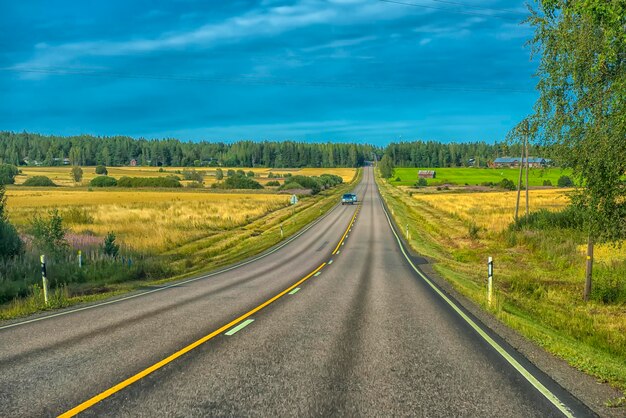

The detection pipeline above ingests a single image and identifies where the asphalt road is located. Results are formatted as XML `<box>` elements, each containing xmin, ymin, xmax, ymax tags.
<box><xmin>0</xmin><ymin>167</ymin><xmax>594</xmax><ymax>417</ymax></box>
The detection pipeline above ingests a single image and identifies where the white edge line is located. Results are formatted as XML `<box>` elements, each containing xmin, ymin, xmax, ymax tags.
<box><xmin>0</xmin><ymin>197</ymin><xmax>350</xmax><ymax>331</ymax></box>
<box><xmin>378</xmin><ymin>191</ymin><xmax>575</xmax><ymax>418</ymax></box>
<box><xmin>225</xmin><ymin>319</ymin><xmax>255</xmax><ymax>336</ymax></box>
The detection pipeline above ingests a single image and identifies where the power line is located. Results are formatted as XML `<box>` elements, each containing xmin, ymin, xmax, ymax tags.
<box><xmin>422</xmin><ymin>0</ymin><xmax>526</xmax><ymax>16</ymax></box>
<box><xmin>2</xmin><ymin>67</ymin><xmax>533</xmax><ymax>93</ymax></box>
<box><xmin>376</xmin><ymin>0</ymin><xmax>525</xmax><ymax>22</ymax></box>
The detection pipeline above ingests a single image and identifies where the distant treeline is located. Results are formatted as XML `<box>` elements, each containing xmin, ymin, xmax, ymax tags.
<box><xmin>0</xmin><ymin>131</ymin><xmax>545</xmax><ymax>169</ymax></box>
<box><xmin>384</xmin><ymin>141</ymin><xmax>546</xmax><ymax>168</ymax></box>
<box><xmin>0</xmin><ymin>132</ymin><xmax>378</xmax><ymax>168</ymax></box>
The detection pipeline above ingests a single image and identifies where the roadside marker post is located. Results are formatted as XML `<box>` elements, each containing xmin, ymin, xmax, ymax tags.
<box><xmin>280</xmin><ymin>224</ymin><xmax>284</xmax><ymax>239</ymax></box>
<box><xmin>78</xmin><ymin>250</ymin><xmax>82</xmax><ymax>268</ymax></box>
<box><xmin>40</xmin><ymin>255</ymin><xmax>49</xmax><ymax>305</ymax></box>
<box><xmin>487</xmin><ymin>257</ymin><xmax>494</xmax><ymax>306</ymax></box>
<box><xmin>406</xmin><ymin>223</ymin><xmax>409</xmax><ymax>240</ymax></box>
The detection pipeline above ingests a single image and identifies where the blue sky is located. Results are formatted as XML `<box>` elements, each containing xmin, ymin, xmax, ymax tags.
<box><xmin>0</xmin><ymin>0</ymin><xmax>536</xmax><ymax>145</ymax></box>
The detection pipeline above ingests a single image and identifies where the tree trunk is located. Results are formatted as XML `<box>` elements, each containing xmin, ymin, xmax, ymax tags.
<box><xmin>525</xmin><ymin>132</ymin><xmax>530</xmax><ymax>216</ymax></box>
<box><xmin>583</xmin><ymin>235</ymin><xmax>594</xmax><ymax>301</ymax></box>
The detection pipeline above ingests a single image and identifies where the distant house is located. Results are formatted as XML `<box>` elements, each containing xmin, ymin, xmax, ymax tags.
<box><xmin>129</xmin><ymin>159</ymin><xmax>137</xmax><ymax>167</ymax></box>
<box><xmin>63</xmin><ymin>158</ymin><xmax>70</xmax><ymax>165</ymax></box>
<box><xmin>418</xmin><ymin>170</ymin><xmax>436</xmax><ymax>179</ymax></box>
<box><xmin>492</xmin><ymin>157</ymin><xmax>551</xmax><ymax>168</ymax></box>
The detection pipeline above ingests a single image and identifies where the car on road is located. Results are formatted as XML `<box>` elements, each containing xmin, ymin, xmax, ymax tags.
<box><xmin>341</xmin><ymin>193</ymin><xmax>357</xmax><ymax>205</ymax></box>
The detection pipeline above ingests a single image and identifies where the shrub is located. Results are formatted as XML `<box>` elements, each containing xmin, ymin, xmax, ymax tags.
<box><xmin>498</xmin><ymin>178</ymin><xmax>516</xmax><ymax>190</ymax></box>
<box><xmin>95</xmin><ymin>165</ymin><xmax>108</xmax><ymax>175</ymax></box>
<box><xmin>481</xmin><ymin>181</ymin><xmax>495</xmax><ymax>187</ymax></box>
<box><xmin>117</xmin><ymin>176</ymin><xmax>181</xmax><ymax>188</ymax></box>
<box><xmin>215</xmin><ymin>168</ymin><xmax>224</xmax><ymax>180</ymax></box>
<box><xmin>319</xmin><ymin>174</ymin><xmax>343</xmax><ymax>189</ymax></box>
<box><xmin>70</xmin><ymin>166</ymin><xmax>83</xmax><ymax>183</ymax></box>
<box><xmin>266</xmin><ymin>181</ymin><xmax>280</xmax><ymax>187</ymax></box>
<box><xmin>247</xmin><ymin>171</ymin><xmax>255</xmax><ymax>177</ymax></box>
<box><xmin>219</xmin><ymin>175</ymin><xmax>263</xmax><ymax>189</ymax></box>
<box><xmin>186</xmin><ymin>181</ymin><xmax>204</xmax><ymax>188</ymax></box>
<box><xmin>280</xmin><ymin>181</ymin><xmax>304</xmax><ymax>190</ymax></box>
<box><xmin>227</xmin><ymin>169</ymin><xmax>236</xmax><ymax>177</ymax></box>
<box><xmin>287</xmin><ymin>175</ymin><xmax>321</xmax><ymax>194</ymax></box>
<box><xmin>103</xmin><ymin>231</ymin><xmax>120</xmax><ymax>257</ymax></box>
<box><xmin>557</xmin><ymin>175</ymin><xmax>574</xmax><ymax>188</ymax></box>
<box><xmin>90</xmin><ymin>176</ymin><xmax>118</xmax><ymax>187</ymax></box>
<box><xmin>543</xmin><ymin>179</ymin><xmax>553</xmax><ymax>186</ymax></box>
<box><xmin>509</xmin><ymin>206</ymin><xmax>585</xmax><ymax>231</ymax></box>
<box><xmin>63</xmin><ymin>207</ymin><xmax>94</xmax><ymax>224</ymax></box>
<box><xmin>23</xmin><ymin>176</ymin><xmax>56</xmax><ymax>187</ymax></box>
<box><xmin>395</xmin><ymin>177</ymin><xmax>402</xmax><ymax>182</ymax></box>
<box><xmin>182</xmin><ymin>169</ymin><xmax>204</xmax><ymax>182</ymax></box>
<box><xmin>417</xmin><ymin>178</ymin><xmax>428</xmax><ymax>187</ymax></box>
<box><xmin>0</xmin><ymin>164</ymin><xmax>19</xmax><ymax>185</ymax></box>
<box><xmin>0</xmin><ymin>184</ymin><xmax>22</xmax><ymax>258</ymax></box>
<box><xmin>29</xmin><ymin>209</ymin><xmax>68</xmax><ymax>253</ymax></box>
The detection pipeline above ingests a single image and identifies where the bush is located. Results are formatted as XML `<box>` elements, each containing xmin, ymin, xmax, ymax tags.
<box><xmin>227</xmin><ymin>169</ymin><xmax>236</xmax><ymax>177</ymax></box>
<box><xmin>247</xmin><ymin>171</ymin><xmax>255</xmax><ymax>177</ymax></box>
<box><xmin>215</xmin><ymin>168</ymin><xmax>224</xmax><ymax>180</ymax></box>
<box><xmin>0</xmin><ymin>185</ymin><xmax>23</xmax><ymax>258</ymax></box>
<box><xmin>215</xmin><ymin>175</ymin><xmax>264</xmax><ymax>189</ymax></box>
<box><xmin>70</xmin><ymin>166</ymin><xmax>83</xmax><ymax>183</ymax></box>
<box><xmin>318</xmin><ymin>174</ymin><xmax>343</xmax><ymax>189</ymax></box>
<box><xmin>186</xmin><ymin>181</ymin><xmax>204</xmax><ymax>188</ymax></box>
<box><xmin>395</xmin><ymin>177</ymin><xmax>402</xmax><ymax>182</ymax></box>
<box><xmin>286</xmin><ymin>175</ymin><xmax>321</xmax><ymax>194</ymax></box>
<box><xmin>0</xmin><ymin>164</ymin><xmax>19</xmax><ymax>185</ymax></box>
<box><xmin>23</xmin><ymin>176</ymin><xmax>56</xmax><ymax>187</ymax></box>
<box><xmin>95</xmin><ymin>165</ymin><xmax>108</xmax><ymax>175</ymax></box>
<box><xmin>90</xmin><ymin>176</ymin><xmax>118</xmax><ymax>187</ymax></box>
<box><xmin>543</xmin><ymin>179</ymin><xmax>553</xmax><ymax>186</ymax></box>
<box><xmin>29</xmin><ymin>209</ymin><xmax>68</xmax><ymax>253</ymax></box>
<box><xmin>182</xmin><ymin>169</ymin><xmax>204</xmax><ymax>182</ymax></box>
<box><xmin>557</xmin><ymin>175</ymin><xmax>574</xmax><ymax>188</ymax></box>
<box><xmin>117</xmin><ymin>176</ymin><xmax>181</xmax><ymax>188</ymax></box>
<box><xmin>63</xmin><ymin>207</ymin><xmax>94</xmax><ymax>224</ymax></box>
<box><xmin>266</xmin><ymin>181</ymin><xmax>280</xmax><ymax>187</ymax></box>
<box><xmin>481</xmin><ymin>181</ymin><xmax>495</xmax><ymax>187</ymax></box>
<box><xmin>498</xmin><ymin>178</ymin><xmax>516</xmax><ymax>190</ymax></box>
<box><xmin>509</xmin><ymin>206</ymin><xmax>585</xmax><ymax>231</ymax></box>
<box><xmin>280</xmin><ymin>181</ymin><xmax>304</xmax><ymax>190</ymax></box>
<box><xmin>417</xmin><ymin>178</ymin><xmax>428</xmax><ymax>187</ymax></box>
<box><xmin>103</xmin><ymin>231</ymin><xmax>120</xmax><ymax>257</ymax></box>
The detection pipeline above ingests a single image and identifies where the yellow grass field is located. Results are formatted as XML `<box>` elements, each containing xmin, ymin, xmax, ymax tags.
<box><xmin>412</xmin><ymin>188</ymin><xmax>626</xmax><ymax>262</ymax></box>
<box><xmin>6</xmin><ymin>189</ymin><xmax>290</xmax><ymax>253</ymax></box>
<box><xmin>15</xmin><ymin>166</ymin><xmax>356</xmax><ymax>187</ymax></box>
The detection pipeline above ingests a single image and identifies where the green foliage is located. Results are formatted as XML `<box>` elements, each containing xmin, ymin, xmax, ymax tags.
<box><xmin>0</xmin><ymin>184</ymin><xmax>23</xmax><ymax>258</ymax></box>
<box><xmin>215</xmin><ymin>175</ymin><xmax>263</xmax><ymax>190</ymax></box>
<box><xmin>182</xmin><ymin>169</ymin><xmax>204</xmax><ymax>182</ymax></box>
<box><xmin>417</xmin><ymin>178</ymin><xmax>428</xmax><ymax>187</ymax></box>
<box><xmin>227</xmin><ymin>169</ymin><xmax>236</xmax><ymax>177</ymax></box>
<box><xmin>468</xmin><ymin>222</ymin><xmax>480</xmax><ymax>240</ymax></box>
<box><xmin>89</xmin><ymin>176</ymin><xmax>118</xmax><ymax>187</ymax></box>
<box><xmin>498</xmin><ymin>178</ymin><xmax>516</xmax><ymax>190</ymax></box>
<box><xmin>0</xmin><ymin>164</ymin><xmax>19</xmax><ymax>185</ymax></box>
<box><xmin>318</xmin><ymin>174</ymin><xmax>343</xmax><ymax>189</ymax></box>
<box><xmin>215</xmin><ymin>168</ymin><xmax>224</xmax><ymax>180</ymax></box>
<box><xmin>95</xmin><ymin>165</ymin><xmax>108</xmax><ymax>175</ymax></box>
<box><xmin>70</xmin><ymin>166</ymin><xmax>83</xmax><ymax>183</ymax></box>
<box><xmin>117</xmin><ymin>176</ymin><xmax>181</xmax><ymax>188</ymax></box>
<box><xmin>103</xmin><ymin>231</ymin><xmax>120</xmax><ymax>257</ymax></box>
<box><xmin>379</xmin><ymin>154</ymin><xmax>395</xmax><ymax>178</ymax></box>
<box><xmin>186</xmin><ymin>181</ymin><xmax>204</xmax><ymax>188</ymax></box>
<box><xmin>23</xmin><ymin>176</ymin><xmax>56</xmax><ymax>187</ymax></box>
<box><xmin>280</xmin><ymin>182</ymin><xmax>304</xmax><ymax>190</ymax></box>
<box><xmin>287</xmin><ymin>175</ymin><xmax>320</xmax><ymax>194</ymax></box>
<box><xmin>266</xmin><ymin>180</ymin><xmax>280</xmax><ymax>187</ymax></box>
<box><xmin>247</xmin><ymin>170</ymin><xmax>255</xmax><ymax>177</ymax></box>
<box><xmin>509</xmin><ymin>207</ymin><xmax>585</xmax><ymax>231</ymax></box>
<box><xmin>29</xmin><ymin>209</ymin><xmax>68</xmax><ymax>253</ymax></box>
<box><xmin>528</xmin><ymin>0</ymin><xmax>626</xmax><ymax>246</ymax></box>
<box><xmin>557</xmin><ymin>175</ymin><xmax>574</xmax><ymax>188</ymax></box>
<box><xmin>543</xmin><ymin>179</ymin><xmax>553</xmax><ymax>186</ymax></box>
<box><xmin>63</xmin><ymin>207</ymin><xmax>94</xmax><ymax>224</ymax></box>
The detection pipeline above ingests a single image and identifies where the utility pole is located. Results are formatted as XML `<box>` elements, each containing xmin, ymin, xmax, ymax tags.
<box><xmin>525</xmin><ymin>119</ymin><xmax>530</xmax><ymax>216</ymax></box>
<box><xmin>514</xmin><ymin>121</ymin><xmax>527</xmax><ymax>222</ymax></box>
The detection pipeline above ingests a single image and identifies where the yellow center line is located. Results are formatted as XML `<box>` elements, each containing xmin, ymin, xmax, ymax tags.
<box><xmin>332</xmin><ymin>207</ymin><xmax>359</xmax><ymax>255</ymax></box>
<box><xmin>59</xmin><ymin>202</ymin><xmax>359</xmax><ymax>417</ymax></box>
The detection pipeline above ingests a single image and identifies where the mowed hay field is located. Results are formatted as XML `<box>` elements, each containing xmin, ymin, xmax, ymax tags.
<box><xmin>6</xmin><ymin>189</ymin><xmax>290</xmax><ymax>253</ymax></box>
<box><xmin>15</xmin><ymin>166</ymin><xmax>356</xmax><ymax>187</ymax></box>
<box><xmin>391</xmin><ymin>167</ymin><xmax>574</xmax><ymax>187</ymax></box>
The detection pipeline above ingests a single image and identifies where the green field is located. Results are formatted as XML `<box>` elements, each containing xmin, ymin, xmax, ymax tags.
<box><xmin>390</xmin><ymin>167</ymin><xmax>574</xmax><ymax>187</ymax></box>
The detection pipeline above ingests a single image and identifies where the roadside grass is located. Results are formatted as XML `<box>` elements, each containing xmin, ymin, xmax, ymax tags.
<box><xmin>0</xmin><ymin>169</ymin><xmax>361</xmax><ymax>320</ymax></box>
<box><xmin>390</xmin><ymin>167</ymin><xmax>574</xmax><ymax>187</ymax></box>
<box><xmin>376</xmin><ymin>172</ymin><xmax>626</xmax><ymax>394</ymax></box>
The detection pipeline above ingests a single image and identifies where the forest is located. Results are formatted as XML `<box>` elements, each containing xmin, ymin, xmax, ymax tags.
<box><xmin>0</xmin><ymin>131</ymin><xmax>541</xmax><ymax>168</ymax></box>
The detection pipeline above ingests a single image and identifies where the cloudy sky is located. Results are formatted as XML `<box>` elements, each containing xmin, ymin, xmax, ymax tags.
<box><xmin>0</xmin><ymin>0</ymin><xmax>537</xmax><ymax>145</ymax></box>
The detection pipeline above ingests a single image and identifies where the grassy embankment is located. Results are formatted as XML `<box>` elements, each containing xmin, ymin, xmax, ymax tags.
<box><xmin>377</xmin><ymin>168</ymin><xmax>626</xmax><ymax>398</ymax></box>
<box><xmin>390</xmin><ymin>167</ymin><xmax>574</xmax><ymax>187</ymax></box>
<box><xmin>1</xmin><ymin>168</ymin><xmax>360</xmax><ymax>319</ymax></box>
